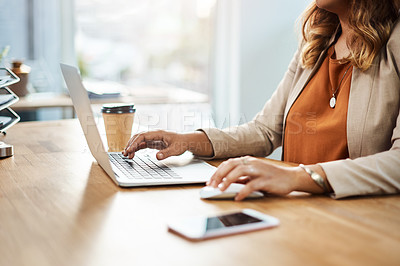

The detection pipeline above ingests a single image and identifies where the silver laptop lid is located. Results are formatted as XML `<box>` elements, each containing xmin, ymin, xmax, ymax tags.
<box><xmin>60</xmin><ymin>63</ymin><xmax>117</xmax><ymax>183</ymax></box>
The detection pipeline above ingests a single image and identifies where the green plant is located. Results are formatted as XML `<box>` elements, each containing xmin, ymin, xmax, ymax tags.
<box><xmin>0</xmin><ymin>46</ymin><xmax>10</xmax><ymax>64</ymax></box>
<box><xmin>77</xmin><ymin>52</ymin><xmax>89</xmax><ymax>78</ymax></box>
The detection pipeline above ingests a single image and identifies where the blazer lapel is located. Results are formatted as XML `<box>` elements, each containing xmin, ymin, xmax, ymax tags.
<box><xmin>347</xmin><ymin>54</ymin><xmax>379</xmax><ymax>158</ymax></box>
<box><xmin>284</xmin><ymin>30</ymin><xmax>340</xmax><ymax>121</ymax></box>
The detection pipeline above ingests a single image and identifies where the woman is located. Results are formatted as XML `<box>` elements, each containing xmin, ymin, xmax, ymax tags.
<box><xmin>123</xmin><ymin>0</ymin><xmax>400</xmax><ymax>200</ymax></box>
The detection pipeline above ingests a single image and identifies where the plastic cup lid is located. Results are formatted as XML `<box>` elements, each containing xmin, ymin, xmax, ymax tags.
<box><xmin>101</xmin><ymin>103</ymin><xmax>135</xmax><ymax>114</ymax></box>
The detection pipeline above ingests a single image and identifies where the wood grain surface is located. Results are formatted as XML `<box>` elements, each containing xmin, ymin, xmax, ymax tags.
<box><xmin>1</xmin><ymin>120</ymin><xmax>399</xmax><ymax>266</ymax></box>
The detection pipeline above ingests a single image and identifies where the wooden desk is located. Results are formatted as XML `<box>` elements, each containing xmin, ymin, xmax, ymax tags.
<box><xmin>1</xmin><ymin>120</ymin><xmax>399</xmax><ymax>266</ymax></box>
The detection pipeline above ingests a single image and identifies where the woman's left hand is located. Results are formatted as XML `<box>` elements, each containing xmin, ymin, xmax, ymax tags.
<box><xmin>207</xmin><ymin>156</ymin><xmax>300</xmax><ymax>201</ymax></box>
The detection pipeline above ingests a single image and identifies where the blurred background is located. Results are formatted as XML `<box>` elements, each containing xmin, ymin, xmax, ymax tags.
<box><xmin>0</xmin><ymin>0</ymin><xmax>310</xmax><ymax>158</ymax></box>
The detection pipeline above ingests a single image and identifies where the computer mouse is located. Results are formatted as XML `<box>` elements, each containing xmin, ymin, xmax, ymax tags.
<box><xmin>199</xmin><ymin>183</ymin><xmax>264</xmax><ymax>200</ymax></box>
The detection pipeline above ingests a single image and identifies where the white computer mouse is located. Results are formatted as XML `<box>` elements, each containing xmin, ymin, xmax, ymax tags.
<box><xmin>199</xmin><ymin>183</ymin><xmax>264</xmax><ymax>200</ymax></box>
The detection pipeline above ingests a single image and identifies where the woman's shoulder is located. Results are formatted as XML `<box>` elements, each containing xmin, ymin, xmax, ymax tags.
<box><xmin>387</xmin><ymin>18</ymin><xmax>400</xmax><ymax>47</ymax></box>
<box><xmin>384</xmin><ymin>18</ymin><xmax>400</xmax><ymax>78</ymax></box>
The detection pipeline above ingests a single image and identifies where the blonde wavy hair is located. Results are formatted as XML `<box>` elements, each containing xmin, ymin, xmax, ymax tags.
<box><xmin>300</xmin><ymin>0</ymin><xmax>400</xmax><ymax>71</ymax></box>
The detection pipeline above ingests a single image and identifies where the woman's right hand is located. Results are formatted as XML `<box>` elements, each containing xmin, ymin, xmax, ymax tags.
<box><xmin>123</xmin><ymin>130</ymin><xmax>213</xmax><ymax>160</ymax></box>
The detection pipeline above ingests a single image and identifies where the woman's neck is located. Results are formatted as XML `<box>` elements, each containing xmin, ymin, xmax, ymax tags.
<box><xmin>334</xmin><ymin>15</ymin><xmax>351</xmax><ymax>60</ymax></box>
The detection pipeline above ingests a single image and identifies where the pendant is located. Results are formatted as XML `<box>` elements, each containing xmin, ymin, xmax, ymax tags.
<box><xmin>330</xmin><ymin>97</ymin><xmax>336</xmax><ymax>108</ymax></box>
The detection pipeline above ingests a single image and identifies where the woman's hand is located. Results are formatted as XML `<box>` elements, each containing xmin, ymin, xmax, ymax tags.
<box><xmin>208</xmin><ymin>156</ymin><xmax>324</xmax><ymax>201</ymax></box>
<box><xmin>207</xmin><ymin>157</ymin><xmax>299</xmax><ymax>200</ymax></box>
<box><xmin>207</xmin><ymin>156</ymin><xmax>300</xmax><ymax>200</ymax></box>
<box><xmin>123</xmin><ymin>130</ymin><xmax>214</xmax><ymax>160</ymax></box>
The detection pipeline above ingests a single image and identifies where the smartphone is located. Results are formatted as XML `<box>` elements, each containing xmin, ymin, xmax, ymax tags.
<box><xmin>167</xmin><ymin>209</ymin><xmax>279</xmax><ymax>241</ymax></box>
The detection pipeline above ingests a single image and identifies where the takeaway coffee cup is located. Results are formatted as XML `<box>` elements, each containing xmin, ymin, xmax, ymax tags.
<box><xmin>101</xmin><ymin>103</ymin><xmax>135</xmax><ymax>152</ymax></box>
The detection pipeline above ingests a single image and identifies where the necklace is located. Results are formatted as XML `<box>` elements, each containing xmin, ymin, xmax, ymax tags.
<box><xmin>329</xmin><ymin>64</ymin><xmax>352</xmax><ymax>108</ymax></box>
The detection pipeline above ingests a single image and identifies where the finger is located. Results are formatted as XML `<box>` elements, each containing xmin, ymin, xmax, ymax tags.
<box><xmin>236</xmin><ymin>176</ymin><xmax>251</xmax><ymax>184</ymax></box>
<box><xmin>219</xmin><ymin>165</ymin><xmax>259</xmax><ymax>191</ymax></box>
<box><xmin>235</xmin><ymin>179</ymin><xmax>265</xmax><ymax>201</ymax></box>
<box><xmin>146</xmin><ymin>140</ymin><xmax>167</xmax><ymax>150</ymax></box>
<box><xmin>125</xmin><ymin>132</ymin><xmax>156</xmax><ymax>153</ymax></box>
<box><xmin>138</xmin><ymin>142</ymin><xmax>148</xmax><ymax>150</ymax></box>
<box><xmin>122</xmin><ymin>139</ymin><xmax>146</xmax><ymax>157</ymax></box>
<box><xmin>129</xmin><ymin>140</ymin><xmax>165</xmax><ymax>153</ymax></box>
<box><xmin>208</xmin><ymin>158</ymin><xmax>242</xmax><ymax>188</ymax></box>
<box><xmin>123</xmin><ymin>133</ymin><xmax>141</xmax><ymax>157</ymax></box>
<box><xmin>207</xmin><ymin>158</ymin><xmax>238</xmax><ymax>186</ymax></box>
<box><xmin>156</xmin><ymin>145</ymin><xmax>185</xmax><ymax>160</ymax></box>
<box><xmin>125</xmin><ymin>141</ymin><xmax>153</xmax><ymax>159</ymax></box>
<box><xmin>123</xmin><ymin>139</ymin><xmax>150</xmax><ymax>158</ymax></box>
<box><xmin>124</xmin><ymin>133</ymin><xmax>141</xmax><ymax>152</ymax></box>
<box><xmin>125</xmin><ymin>131</ymin><xmax>164</xmax><ymax>154</ymax></box>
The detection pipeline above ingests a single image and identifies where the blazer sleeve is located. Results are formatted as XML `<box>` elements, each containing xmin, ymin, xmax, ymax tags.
<box><xmin>199</xmin><ymin>49</ymin><xmax>300</xmax><ymax>159</ymax></box>
<box><xmin>320</xmin><ymin>111</ymin><xmax>400</xmax><ymax>199</ymax></box>
<box><xmin>320</xmin><ymin>23</ymin><xmax>400</xmax><ymax>199</ymax></box>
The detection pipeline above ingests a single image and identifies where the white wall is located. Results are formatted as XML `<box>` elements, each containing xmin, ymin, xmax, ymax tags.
<box><xmin>212</xmin><ymin>0</ymin><xmax>310</xmax><ymax>159</ymax></box>
<box><xmin>239</xmin><ymin>1</ymin><xmax>309</xmax><ymax>120</ymax></box>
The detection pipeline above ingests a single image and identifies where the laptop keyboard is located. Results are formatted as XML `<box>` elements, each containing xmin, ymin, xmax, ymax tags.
<box><xmin>109</xmin><ymin>153</ymin><xmax>181</xmax><ymax>180</ymax></box>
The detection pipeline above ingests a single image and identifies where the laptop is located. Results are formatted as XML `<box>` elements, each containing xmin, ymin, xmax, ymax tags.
<box><xmin>60</xmin><ymin>63</ymin><xmax>216</xmax><ymax>187</ymax></box>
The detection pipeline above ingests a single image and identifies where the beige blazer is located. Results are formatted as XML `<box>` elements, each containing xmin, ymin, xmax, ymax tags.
<box><xmin>201</xmin><ymin>20</ymin><xmax>400</xmax><ymax>199</ymax></box>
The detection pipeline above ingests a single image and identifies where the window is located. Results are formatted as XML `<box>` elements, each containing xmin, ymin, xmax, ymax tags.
<box><xmin>0</xmin><ymin>0</ymin><xmax>63</xmax><ymax>93</ymax></box>
<box><xmin>75</xmin><ymin>0</ymin><xmax>216</xmax><ymax>96</ymax></box>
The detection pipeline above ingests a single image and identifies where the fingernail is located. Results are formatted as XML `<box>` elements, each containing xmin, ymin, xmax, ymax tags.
<box><xmin>157</xmin><ymin>152</ymin><xmax>164</xmax><ymax>160</ymax></box>
<box><xmin>218</xmin><ymin>183</ymin><xmax>224</xmax><ymax>189</ymax></box>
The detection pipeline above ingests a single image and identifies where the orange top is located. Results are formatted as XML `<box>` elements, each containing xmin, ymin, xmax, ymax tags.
<box><xmin>283</xmin><ymin>46</ymin><xmax>352</xmax><ymax>164</ymax></box>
